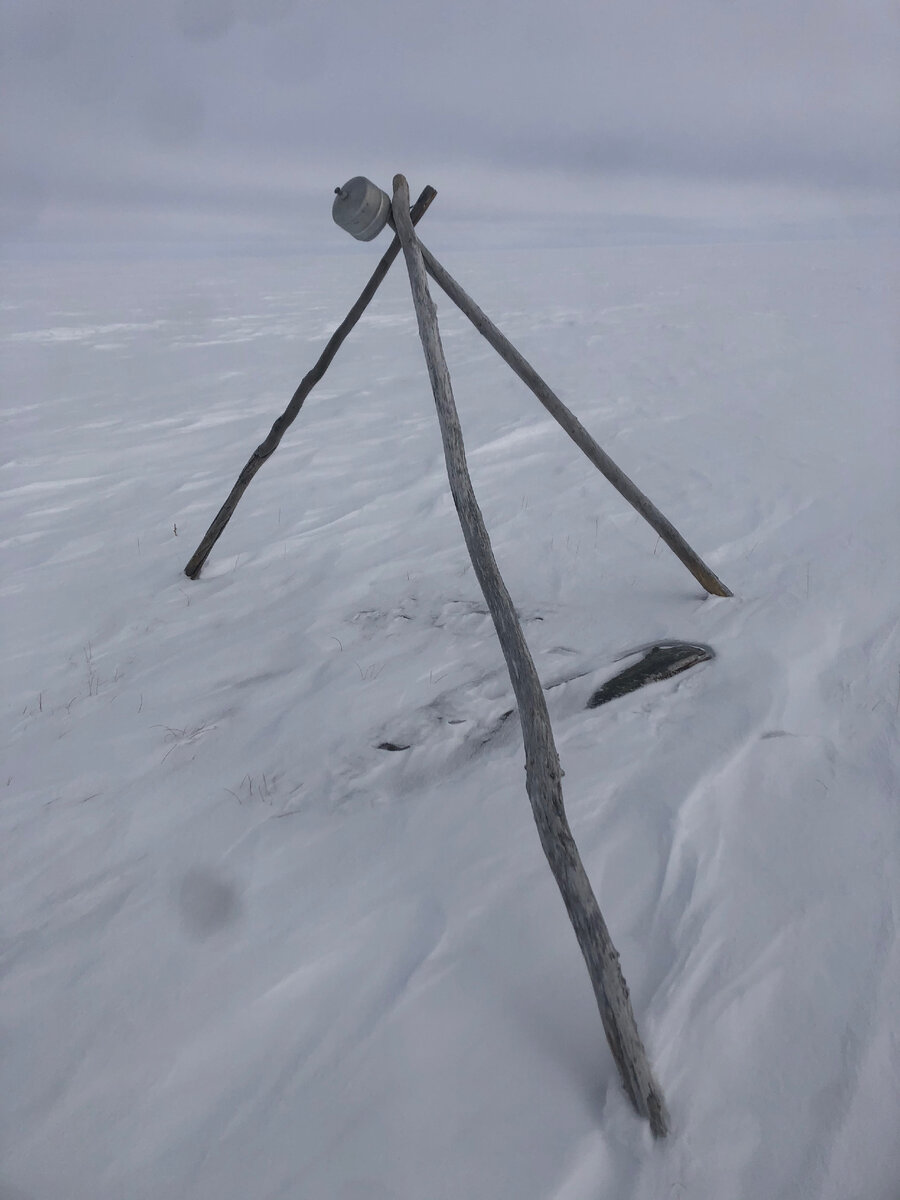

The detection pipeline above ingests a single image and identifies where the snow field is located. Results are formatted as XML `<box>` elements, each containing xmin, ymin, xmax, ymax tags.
<box><xmin>2</xmin><ymin>235</ymin><xmax>899</xmax><ymax>1198</ymax></box>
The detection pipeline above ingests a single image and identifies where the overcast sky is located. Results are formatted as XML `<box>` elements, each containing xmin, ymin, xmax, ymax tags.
<box><xmin>3</xmin><ymin>0</ymin><xmax>898</xmax><ymax>249</ymax></box>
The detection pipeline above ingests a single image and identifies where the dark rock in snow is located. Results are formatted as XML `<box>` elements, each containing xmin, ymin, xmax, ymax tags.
<box><xmin>587</xmin><ymin>642</ymin><xmax>714</xmax><ymax>708</ymax></box>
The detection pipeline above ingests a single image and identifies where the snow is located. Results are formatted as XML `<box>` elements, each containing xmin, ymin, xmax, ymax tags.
<box><xmin>2</xmin><ymin>232</ymin><xmax>899</xmax><ymax>1199</ymax></box>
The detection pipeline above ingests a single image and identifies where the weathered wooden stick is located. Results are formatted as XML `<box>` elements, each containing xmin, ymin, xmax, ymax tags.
<box><xmin>183</xmin><ymin>185</ymin><xmax>437</xmax><ymax>580</ymax></box>
<box><xmin>418</xmin><ymin>241</ymin><xmax>731</xmax><ymax>598</ymax></box>
<box><xmin>392</xmin><ymin>173</ymin><xmax>668</xmax><ymax>1137</ymax></box>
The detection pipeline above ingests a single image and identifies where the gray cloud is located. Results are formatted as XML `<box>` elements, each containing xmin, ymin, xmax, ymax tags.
<box><xmin>2</xmin><ymin>0</ymin><xmax>897</xmax><ymax>248</ymax></box>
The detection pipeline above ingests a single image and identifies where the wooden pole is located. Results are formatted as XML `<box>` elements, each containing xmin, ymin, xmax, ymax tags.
<box><xmin>417</xmin><ymin>241</ymin><xmax>732</xmax><ymax>598</ymax></box>
<box><xmin>183</xmin><ymin>185</ymin><xmax>437</xmax><ymax>580</ymax></box>
<box><xmin>391</xmin><ymin>173</ymin><xmax>668</xmax><ymax>1137</ymax></box>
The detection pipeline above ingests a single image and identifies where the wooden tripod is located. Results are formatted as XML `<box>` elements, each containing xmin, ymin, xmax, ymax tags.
<box><xmin>181</xmin><ymin>175</ymin><xmax>745</xmax><ymax>1135</ymax></box>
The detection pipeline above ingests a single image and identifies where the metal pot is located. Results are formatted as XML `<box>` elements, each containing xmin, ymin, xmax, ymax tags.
<box><xmin>332</xmin><ymin>177</ymin><xmax>391</xmax><ymax>241</ymax></box>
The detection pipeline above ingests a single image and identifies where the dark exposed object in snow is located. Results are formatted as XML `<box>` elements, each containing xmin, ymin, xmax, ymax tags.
<box><xmin>377</xmin><ymin>741</ymin><xmax>410</xmax><ymax>752</ymax></box>
<box><xmin>587</xmin><ymin>642</ymin><xmax>714</xmax><ymax>708</ymax></box>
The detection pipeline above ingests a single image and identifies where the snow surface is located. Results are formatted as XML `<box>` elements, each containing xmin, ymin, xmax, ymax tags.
<box><xmin>2</xmin><ymin>233</ymin><xmax>899</xmax><ymax>1199</ymax></box>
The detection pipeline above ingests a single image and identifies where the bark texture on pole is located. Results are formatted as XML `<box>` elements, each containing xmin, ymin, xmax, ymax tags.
<box><xmin>183</xmin><ymin>185</ymin><xmax>437</xmax><ymax>580</ymax></box>
<box><xmin>418</xmin><ymin>241</ymin><xmax>731</xmax><ymax>598</ymax></box>
<box><xmin>391</xmin><ymin>174</ymin><xmax>668</xmax><ymax>1137</ymax></box>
